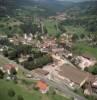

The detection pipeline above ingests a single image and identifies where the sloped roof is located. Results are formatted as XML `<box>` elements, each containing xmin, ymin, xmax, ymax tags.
<box><xmin>58</xmin><ymin>64</ymin><xmax>92</xmax><ymax>85</ymax></box>
<box><xmin>4</xmin><ymin>64</ymin><xmax>16</xmax><ymax>70</ymax></box>
<box><xmin>36</xmin><ymin>81</ymin><xmax>48</xmax><ymax>90</ymax></box>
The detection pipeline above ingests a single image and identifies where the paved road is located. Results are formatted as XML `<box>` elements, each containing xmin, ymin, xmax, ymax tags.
<box><xmin>0</xmin><ymin>55</ymin><xmax>30</xmax><ymax>74</ymax></box>
<box><xmin>0</xmin><ymin>55</ymin><xmax>87</xmax><ymax>100</ymax></box>
<box><xmin>34</xmin><ymin>75</ymin><xmax>87</xmax><ymax>100</ymax></box>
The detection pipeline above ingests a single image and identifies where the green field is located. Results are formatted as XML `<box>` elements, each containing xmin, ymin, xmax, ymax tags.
<box><xmin>0</xmin><ymin>55</ymin><xmax>68</xmax><ymax>100</ymax></box>
<box><xmin>0</xmin><ymin>79</ymin><xmax>68</xmax><ymax>100</ymax></box>
<box><xmin>65</xmin><ymin>25</ymin><xmax>88</xmax><ymax>35</ymax></box>
<box><xmin>73</xmin><ymin>42</ymin><xmax>97</xmax><ymax>59</ymax></box>
<box><xmin>0</xmin><ymin>17</ymin><xmax>22</xmax><ymax>35</ymax></box>
<box><xmin>0</xmin><ymin>17</ymin><xmax>60</xmax><ymax>36</ymax></box>
<box><xmin>44</xmin><ymin>19</ymin><xmax>60</xmax><ymax>36</ymax></box>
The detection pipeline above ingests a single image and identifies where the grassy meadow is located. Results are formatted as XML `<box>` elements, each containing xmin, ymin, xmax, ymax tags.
<box><xmin>72</xmin><ymin>42</ymin><xmax>97</xmax><ymax>59</ymax></box>
<box><xmin>0</xmin><ymin>79</ymin><xmax>68</xmax><ymax>100</ymax></box>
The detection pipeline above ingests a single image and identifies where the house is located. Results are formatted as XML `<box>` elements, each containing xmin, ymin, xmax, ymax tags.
<box><xmin>0</xmin><ymin>35</ymin><xmax>7</xmax><ymax>40</ymax></box>
<box><xmin>84</xmin><ymin>88</ymin><xmax>91</xmax><ymax>96</ymax></box>
<box><xmin>36</xmin><ymin>80</ymin><xmax>49</xmax><ymax>93</ymax></box>
<box><xmin>92</xmin><ymin>76</ymin><xmax>97</xmax><ymax>93</ymax></box>
<box><xmin>51</xmin><ymin>64</ymin><xmax>93</xmax><ymax>89</ymax></box>
<box><xmin>74</xmin><ymin>53</ymin><xmax>97</xmax><ymax>70</ymax></box>
<box><xmin>59</xmin><ymin>33</ymin><xmax>73</xmax><ymax>44</ymax></box>
<box><xmin>40</xmin><ymin>38</ymin><xmax>57</xmax><ymax>49</ymax></box>
<box><xmin>83</xmin><ymin>76</ymin><xmax>94</xmax><ymax>96</ymax></box>
<box><xmin>75</xmin><ymin>55</ymin><xmax>96</xmax><ymax>70</ymax></box>
<box><xmin>4</xmin><ymin>64</ymin><xmax>18</xmax><ymax>75</ymax></box>
<box><xmin>24</xmin><ymin>33</ymin><xmax>33</xmax><ymax>42</ymax></box>
<box><xmin>52</xmin><ymin>48</ymin><xmax>64</xmax><ymax>54</ymax></box>
<box><xmin>64</xmin><ymin>50</ymin><xmax>73</xmax><ymax>59</ymax></box>
<box><xmin>0</xmin><ymin>45</ymin><xmax>5</xmax><ymax>52</ymax></box>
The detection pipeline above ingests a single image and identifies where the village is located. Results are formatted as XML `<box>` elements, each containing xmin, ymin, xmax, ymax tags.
<box><xmin>0</xmin><ymin>32</ymin><xmax>97</xmax><ymax>100</ymax></box>
<box><xmin>0</xmin><ymin>0</ymin><xmax>97</xmax><ymax>100</ymax></box>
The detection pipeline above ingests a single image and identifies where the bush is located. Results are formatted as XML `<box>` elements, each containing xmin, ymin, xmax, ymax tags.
<box><xmin>49</xmin><ymin>88</ymin><xmax>56</xmax><ymax>95</ymax></box>
<box><xmin>88</xmin><ymin>65</ymin><xmax>97</xmax><ymax>75</ymax></box>
<box><xmin>85</xmin><ymin>95</ymin><xmax>97</xmax><ymax>100</ymax></box>
<box><xmin>23</xmin><ymin>54</ymin><xmax>53</xmax><ymax>70</ymax></box>
<box><xmin>0</xmin><ymin>70</ymin><xmax>4</xmax><ymax>79</ymax></box>
<box><xmin>17</xmin><ymin>95</ymin><xmax>24</xmax><ymax>100</ymax></box>
<box><xmin>8</xmin><ymin>88</ymin><xmax>15</xmax><ymax>97</ymax></box>
<box><xmin>33</xmin><ymin>86</ymin><xmax>39</xmax><ymax>91</ymax></box>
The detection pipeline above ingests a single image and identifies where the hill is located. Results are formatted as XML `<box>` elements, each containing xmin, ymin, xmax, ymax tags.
<box><xmin>0</xmin><ymin>0</ymin><xmax>74</xmax><ymax>17</ymax></box>
<box><xmin>63</xmin><ymin>1</ymin><xmax>97</xmax><ymax>33</ymax></box>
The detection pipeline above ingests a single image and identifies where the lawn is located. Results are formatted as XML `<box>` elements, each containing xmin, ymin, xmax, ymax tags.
<box><xmin>65</xmin><ymin>25</ymin><xmax>88</xmax><ymax>36</ymax></box>
<box><xmin>0</xmin><ymin>55</ymin><xmax>9</xmax><ymax>66</ymax></box>
<box><xmin>0</xmin><ymin>55</ymin><xmax>27</xmax><ymax>79</ymax></box>
<box><xmin>72</xmin><ymin>42</ymin><xmax>97</xmax><ymax>59</ymax></box>
<box><xmin>0</xmin><ymin>56</ymin><xmax>68</xmax><ymax>100</ymax></box>
<box><xmin>44</xmin><ymin>19</ymin><xmax>60</xmax><ymax>36</ymax></box>
<box><xmin>0</xmin><ymin>79</ymin><xmax>68</xmax><ymax>100</ymax></box>
<box><xmin>0</xmin><ymin>17</ymin><xmax>22</xmax><ymax>35</ymax></box>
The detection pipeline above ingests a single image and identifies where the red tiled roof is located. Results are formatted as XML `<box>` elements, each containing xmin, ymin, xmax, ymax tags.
<box><xmin>4</xmin><ymin>64</ymin><xmax>15</xmax><ymax>70</ymax></box>
<box><xmin>36</xmin><ymin>81</ymin><xmax>48</xmax><ymax>90</ymax></box>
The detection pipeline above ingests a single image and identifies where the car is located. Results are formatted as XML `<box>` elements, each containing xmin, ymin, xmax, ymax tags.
<box><xmin>25</xmin><ymin>74</ymin><xmax>32</xmax><ymax>78</ymax></box>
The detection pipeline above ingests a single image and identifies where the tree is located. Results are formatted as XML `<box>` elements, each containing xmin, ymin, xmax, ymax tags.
<box><xmin>28</xmin><ymin>56</ymin><xmax>34</xmax><ymax>61</ymax></box>
<box><xmin>17</xmin><ymin>95</ymin><xmax>24</xmax><ymax>100</ymax></box>
<box><xmin>23</xmin><ymin>54</ymin><xmax>53</xmax><ymax>70</ymax></box>
<box><xmin>43</xmin><ymin>26</ymin><xmax>48</xmax><ymax>34</ymax></box>
<box><xmin>0</xmin><ymin>69</ymin><xmax>4</xmax><ymax>79</ymax></box>
<box><xmin>80</xmin><ymin>34</ymin><xmax>85</xmax><ymax>39</ymax></box>
<box><xmin>8</xmin><ymin>50</ymin><xmax>17</xmax><ymax>60</ymax></box>
<box><xmin>49</xmin><ymin>88</ymin><xmax>56</xmax><ymax>95</ymax></box>
<box><xmin>58</xmin><ymin>24</ymin><xmax>66</xmax><ymax>33</ymax></box>
<box><xmin>72</xmin><ymin>34</ymin><xmax>79</xmax><ymax>42</ymax></box>
<box><xmin>88</xmin><ymin>65</ymin><xmax>97</xmax><ymax>75</ymax></box>
<box><xmin>0</xmin><ymin>0</ymin><xmax>18</xmax><ymax>17</ymax></box>
<box><xmin>10</xmin><ymin>68</ymin><xmax>17</xmax><ymax>75</ymax></box>
<box><xmin>20</xmin><ymin>22</ymin><xmax>33</xmax><ymax>33</ymax></box>
<box><xmin>3</xmin><ymin>49</ymin><xmax>9</xmax><ymax>57</ymax></box>
<box><xmin>8</xmin><ymin>89</ymin><xmax>15</xmax><ymax>97</ymax></box>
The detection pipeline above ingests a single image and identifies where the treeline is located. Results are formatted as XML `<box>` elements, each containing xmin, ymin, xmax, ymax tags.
<box><xmin>3</xmin><ymin>44</ymin><xmax>32</xmax><ymax>60</ymax></box>
<box><xmin>62</xmin><ymin>1</ymin><xmax>97</xmax><ymax>33</ymax></box>
<box><xmin>23</xmin><ymin>54</ymin><xmax>53</xmax><ymax>70</ymax></box>
<box><xmin>60</xmin><ymin>17</ymin><xmax>97</xmax><ymax>33</ymax></box>
<box><xmin>0</xmin><ymin>0</ymin><xmax>18</xmax><ymax>17</ymax></box>
<box><xmin>0</xmin><ymin>0</ymin><xmax>74</xmax><ymax>17</ymax></box>
<box><xmin>2</xmin><ymin>42</ymin><xmax>53</xmax><ymax>70</ymax></box>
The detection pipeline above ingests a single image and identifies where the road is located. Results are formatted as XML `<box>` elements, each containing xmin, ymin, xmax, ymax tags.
<box><xmin>0</xmin><ymin>54</ymin><xmax>87</xmax><ymax>100</ymax></box>
<box><xmin>33</xmin><ymin>75</ymin><xmax>87</xmax><ymax>100</ymax></box>
<box><xmin>0</xmin><ymin>55</ymin><xmax>30</xmax><ymax>74</ymax></box>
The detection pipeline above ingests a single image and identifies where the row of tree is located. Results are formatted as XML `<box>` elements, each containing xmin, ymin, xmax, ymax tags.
<box><xmin>23</xmin><ymin>54</ymin><xmax>53</xmax><ymax>70</ymax></box>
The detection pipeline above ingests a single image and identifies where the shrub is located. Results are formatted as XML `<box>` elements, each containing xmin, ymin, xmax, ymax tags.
<box><xmin>0</xmin><ymin>70</ymin><xmax>4</xmax><ymax>79</ymax></box>
<box><xmin>17</xmin><ymin>95</ymin><xmax>24</xmax><ymax>100</ymax></box>
<box><xmin>8</xmin><ymin>88</ymin><xmax>15</xmax><ymax>97</ymax></box>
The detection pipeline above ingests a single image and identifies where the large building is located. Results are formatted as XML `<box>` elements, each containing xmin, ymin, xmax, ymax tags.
<box><xmin>50</xmin><ymin>64</ymin><xmax>93</xmax><ymax>89</ymax></box>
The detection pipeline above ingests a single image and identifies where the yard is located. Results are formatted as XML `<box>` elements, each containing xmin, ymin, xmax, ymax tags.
<box><xmin>0</xmin><ymin>79</ymin><xmax>68</xmax><ymax>100</ymax></box>
<box><xmin>0</xmin><ymin>55</ymin><xmax>69</xmax><ymax>100</ymax></box>
<box><xmin>65</xmin><ymin>25</ymin><xmax>88</xmax><ymax>36</ymax></box>
<box><xmin>0</xmin><ymin>17</ymin><xmax>22</xmax><ymax>35</ymax></box>
<box><xmin>0</xmin><ymin>55</ymin><xmax>27</xmax><ymax>79</ymax></box>
<box><xmin>44</xmin><ymin>19</ymin><xmax>60</xmax><ymax>36</ymax></box>
<box><xmin>0</xmin><ymin>55</ymin><xmax>9</xmax><ymax>66</ymax></box>
<box><xmin>72</xmin><ymin>42</ymin><xmax>97</xmax><ymax>59</ymax></box>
